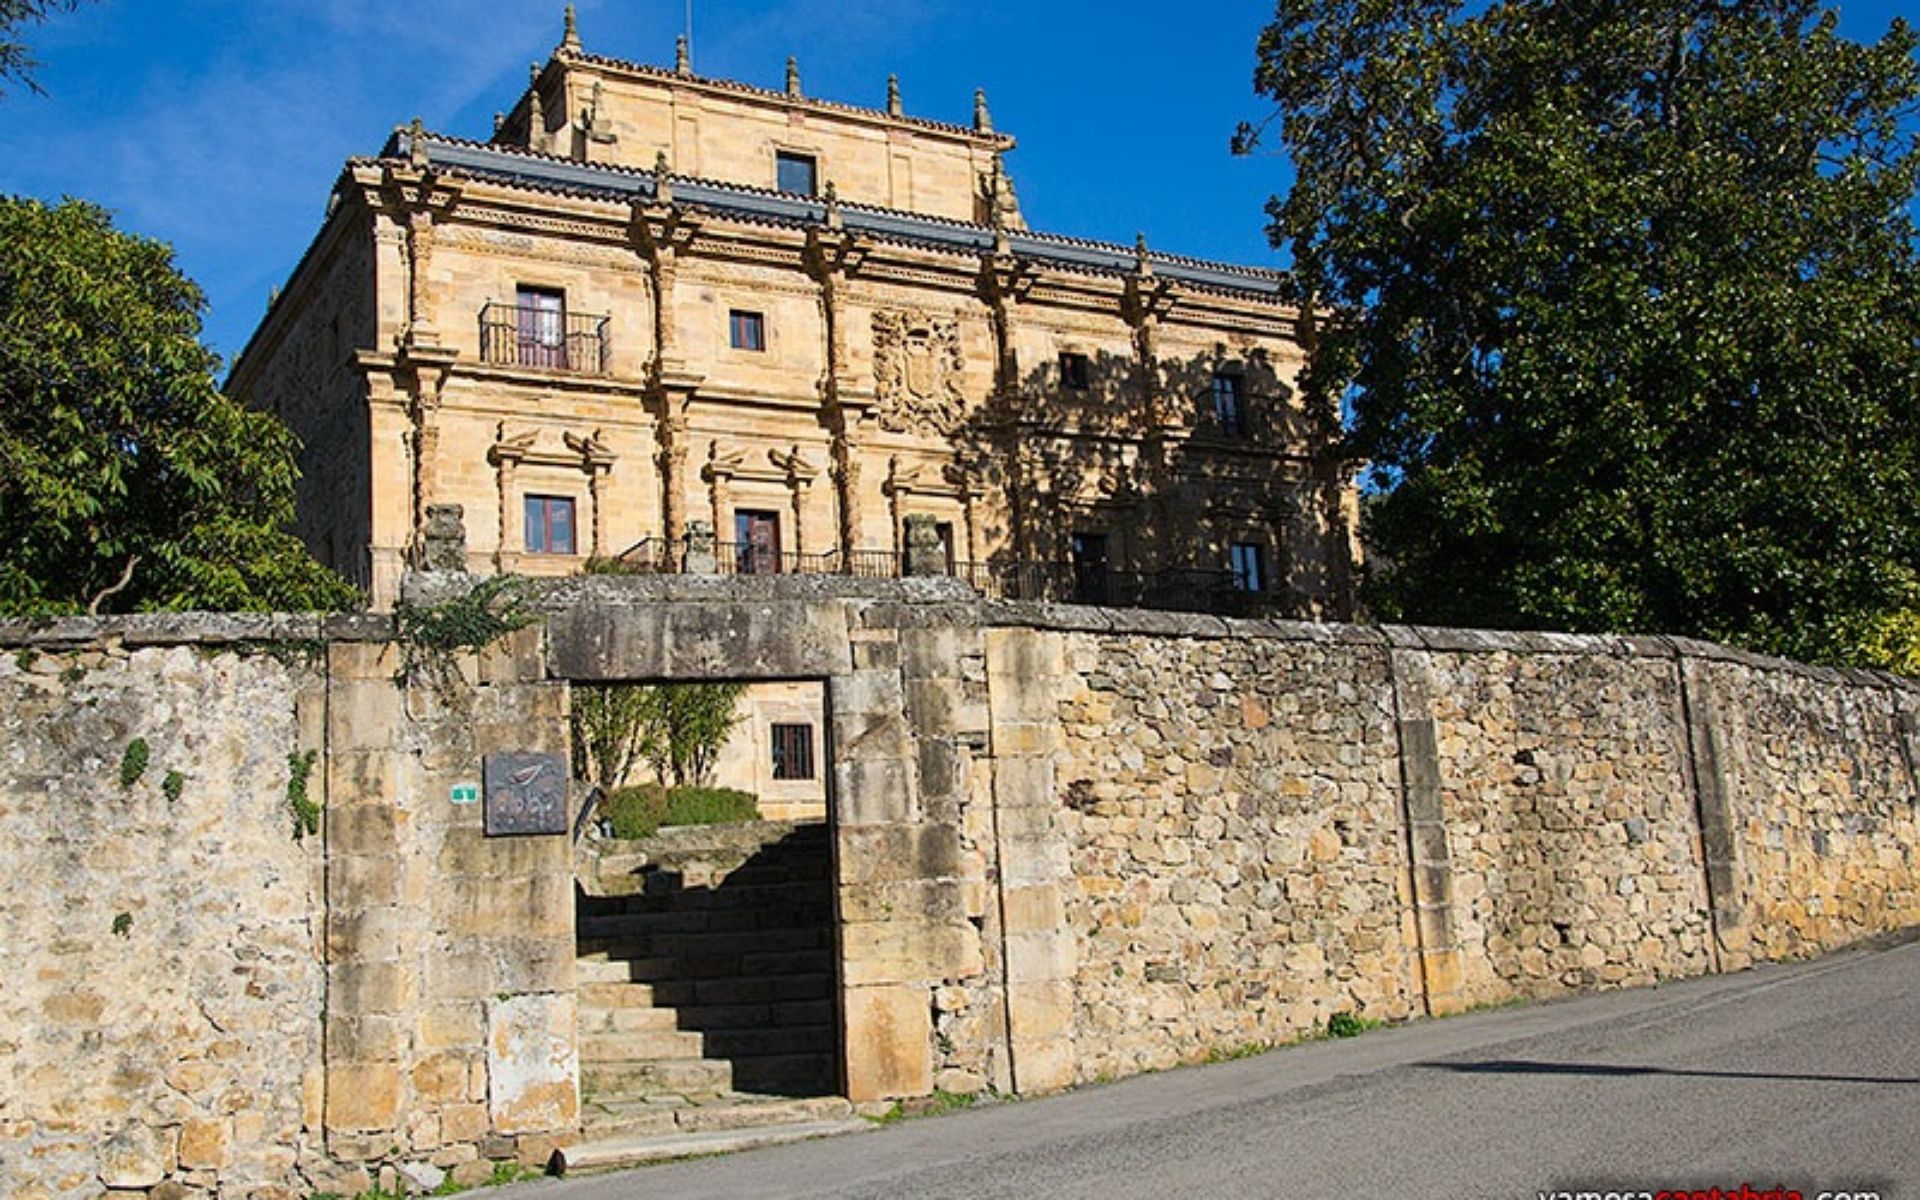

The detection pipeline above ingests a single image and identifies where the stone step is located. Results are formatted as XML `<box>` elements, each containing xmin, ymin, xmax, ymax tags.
<box><xmin>665</xmin><ymin>998</ymin><xmax>837</xmax><ymax>1031</ymax></box>
<box><xmin>577</xmin><ymin>949</ymin><xmax>833</xmax><ymax>985</ymax></box>
<box><xmin>577</xmin><ymin>980</ymin><xmax>661</xmax><ymax>1009</ymax></box>
<box><xmin>577</xmin><ymin>903</ymin><xmax>834</xmax><ymax>938</ymax></box>
<box><xmin>580</xmin><ymin>1093</ymin><xmax>854</xmax><ymax>1141</ymax></box>
<box><xmin>551</xmin><ymin>1118</ymin><xmax>871</xmax><ymax>1175</ymax></box>
<box><xmin>580</xmin><ymin>879</ymin><xmax>827</xmax><ymax>914</ymax></box>
<box><xmin>581</xmin><ymin>1058</ymin><xmax>732</xmax><ymax>1097</ymax></box>
<box><xmin>697</xmin><ymin>1025</ymin><xmax>836</xmax><ymax>1059</ymax></box>
<box><xmin>728</xmin><ymin>1052</ymin><xmax>838</xmax><ymax>1093</ymax></box>
<box><xmin>577</xmin><ymin>926</ymin><xmax>831</xmax><ymax>961</ymax></box>
<box><xmin>579</xmin><ymin>1028</ymin><xmax>708</xmax><ymax>1062</ymax></box>
<box><xmin>579</xmin><ymin>1004</ymin><xmax>682</xmax><ymax>1035</ymax></box>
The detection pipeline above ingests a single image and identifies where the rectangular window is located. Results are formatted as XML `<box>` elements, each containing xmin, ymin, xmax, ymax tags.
<box><xmin>1059</xmin><ymin>351</ymin><xmax>1090</xmax><ymax>391</ymax></box>
<box><xmin>734</xmin><ymin>509</ymin><xmax>782</xmax><ymax>574</ymax></box>
<box><xmin>775</xmin><ymin>151</ymin><xmax>818</xmax><ymax>196</ymax></box>
<box><xmin>524</xmin><ymin>495</ymin><xmax>576</xmax><ymax>556</ymax></box>
<box><xmin>729</xmin><ymin>309</ymin><xmax>766</xmax><ymax>352</ymax></box>
<box><xmin>1230</xmin><ymin>541</ymin><xmax>1266</xmax><ymax>593</ymax></box>
<box><xmin>771</xmin><ymin>723</ymin><xmax>815</xmax><ymax>781</ymax></box>
<box><xmin>1070</xmin><ymin>531</ymin><xmax>1110</xmax><ymax>604</ymax></box>
<box><xmin>1212</xmin><ymin>372</ymin><xmax>1246</xmax><ymax>438</ymax></box>
<box><xmin>516</xmin><ymin>286</ymin><xmax>567</xmax><ymax>370</ymax></box>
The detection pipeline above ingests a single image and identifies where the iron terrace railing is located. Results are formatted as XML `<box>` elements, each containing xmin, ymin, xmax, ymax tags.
<box><xmin>609</xmin><ymin>538</ymin><xmax>1261</xmax><ymax>616</ymax></box>
<box><xmin>478</xmin><ymin>302</ymin><xmax>611</xmax><ymax>375</ymax></box>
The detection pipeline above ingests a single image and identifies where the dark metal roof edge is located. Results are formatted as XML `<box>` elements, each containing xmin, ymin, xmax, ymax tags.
<box><xmin>402</xmin><ymin>134</ymin><xmax>1291</xmax><ymax>300</ymax></box>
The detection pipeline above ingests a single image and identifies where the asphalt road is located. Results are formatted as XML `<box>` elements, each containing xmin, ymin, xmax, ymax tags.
<box><xmin>532</xmin><ymin>940</ymin><xmax>1919</xmax><ymax>1200</ymax></box>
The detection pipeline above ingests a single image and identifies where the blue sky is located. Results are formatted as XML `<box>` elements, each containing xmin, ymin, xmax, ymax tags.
<box><xmin>3</xmin><ymin>1</ymin><xmax>1914</xmax><ymax>366</ymax></box>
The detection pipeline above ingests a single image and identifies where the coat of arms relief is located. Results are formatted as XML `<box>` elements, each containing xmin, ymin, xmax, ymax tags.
<box><xmin>871</xmin><ymin>309</ymin><xmax>968</xmax><ymax>435</ymax></box>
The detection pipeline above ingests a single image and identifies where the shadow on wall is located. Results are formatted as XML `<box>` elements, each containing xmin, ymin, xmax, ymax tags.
<box><xmin>951</xmin><ymin>337</ymin><xmax>1354</xmax><ymax>619</ymax></box>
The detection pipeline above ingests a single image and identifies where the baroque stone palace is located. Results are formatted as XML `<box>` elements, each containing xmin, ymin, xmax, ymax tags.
<box><xmin>230</xmin><ymin>8</ymin><xmax>1359</xmax><ymax>613</ymax></box>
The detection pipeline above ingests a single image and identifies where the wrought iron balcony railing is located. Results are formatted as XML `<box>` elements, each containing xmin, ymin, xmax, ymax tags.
<box><xmin>606</xmin><ymin>538</ymin><xmax>1262</xmax><ymax>616</ymax></box>
<box><xmin>478</xmin><ymin>302</ymin><xmax>610</xmax><ymax>375</ymax></box>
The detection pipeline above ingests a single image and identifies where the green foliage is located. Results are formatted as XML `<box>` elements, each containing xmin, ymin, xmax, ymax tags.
<box><xmin>395</xmin><ymin>576</ymin><xmax>535</xmax><ymax>655</ymax></box>
<box><xmin>652</xmin><ymin>683</ymin><xmax>747</xmax><ymax>788</ymax></box>
<box><xmin>571</xmin><ymin>683</ymin><xmax>663</xmax><ymax>791</ymax></box>
<box><xmin>110</xmin><ymin>911</ymin><xmax>131</xmax><ymax>937</ymax></box>
<box><xmin>662</xmin><ymin>786</ymin><xmax>759</xmax><ymax>826</ymax></box>
<box><xmin>570</xmin><ymin>681</ymin><xmax>745</xmax><ymax>790</ymax></box>
<box><xmin>1245</xmin><ymin>1</ymin><xmax>1920</xmax><ymax>668</ymax></box>
<box><xmin>162</xmin><ymin>769</ymin><xmax>185</xmax><ymax>804</ymax></box>
<box><xmin>0</xmin><ymin>197</ymin><xmax>361</xmax><ymax>615</ymax></box>
<box><xmin>601</xmin><ymin>783</ymin><xmax>760</xmax><ymax>840</ymax></box>
<box><xmin>0</xmin><ymin>0</ymin><xmax>87</xmax><ymax>98</ymax></box>
<box><xmin>865</xmin><ymin>1088</ymin><xmax>983</xmax><ymax>1125</ymax></box>
<box><xmin>393</xmin><ymin>576</ymin><xmax>537</xmax><ymax>690</ymax></box>
<box><xmin>118</xmin><ymin>738</ymin><xmax>148</xmax><ymax>787</ymax></box>
<box><xmin>287</xmin><ymin>749</ymin><xmax>320</xmax><ymax>839</ymax></box>
<box><xmin>601</xmin><ymin>783</ymin><xmax>668</xmax><ymax>839</ymax></box>
<box><xmin>1326</xmin><ymin>1011</ymin><xmax>1378</xmax><ymax>1039</ymax></box>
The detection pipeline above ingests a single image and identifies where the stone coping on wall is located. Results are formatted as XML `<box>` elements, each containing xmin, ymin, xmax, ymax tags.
<box><xmin>0</xmin><ymin>577</ymin><xmax>1911</xmax><ymax>696</ymax></box>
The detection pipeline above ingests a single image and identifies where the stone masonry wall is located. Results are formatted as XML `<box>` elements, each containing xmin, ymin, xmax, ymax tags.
<box><xmin>5</xmin><ymin>588</ymin><xmax>1920</xmax><ymax>1199</ymax></box>
<box><xmin>0</xmin><ymin>636</ymin><xmax>327</xmax><ymax>1200</ymax></box>
<box><xmin>1398</xmin><ymin>646</ymin><xmax>1715</xmax><ymax>1009</ymax></box>
<box><xmin>1686</xmin><ymin>655</ymin><xmax>1920</xmax><ymax>967</ymax></box>
<box><xmin>1052</xmin><ymin>628</ymin><xmax>1419</xmax><ymax>1083</ymax></box>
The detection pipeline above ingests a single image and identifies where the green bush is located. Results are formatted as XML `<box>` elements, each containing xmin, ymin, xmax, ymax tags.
<box><xmin>663</xmin><ymin>786</ymin><xmax>759</xmax><ymax>827</ymax></box>
<box><xmin>602</xmin><ymin>783</ymin><xmax>668</xmax><ymax>839</ymax></box>
<box><xmin>601</xmin><ymin>784</ymin><xmax>759</xmax><ymax>839</ymax></box>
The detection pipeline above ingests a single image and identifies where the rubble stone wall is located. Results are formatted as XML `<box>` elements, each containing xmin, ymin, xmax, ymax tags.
<box><xmin>3</xmin><ymin>589</ymin><xmax>1918</xmax><ymax>1197</ymax></box>
<box><xmin>0</xmin><ymin>634</ymin><xmax>328</xmax><ymax>1200</ymax></box>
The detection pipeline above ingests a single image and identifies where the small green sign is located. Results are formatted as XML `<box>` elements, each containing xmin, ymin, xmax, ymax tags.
<box><xmin>450</xmin><ymin>783</ymin><xmax>480</xmax><ymax>805</ymax></box>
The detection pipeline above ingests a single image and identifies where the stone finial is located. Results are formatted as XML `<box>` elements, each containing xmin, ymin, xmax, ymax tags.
<box><xmin>786</xmin><ymin>56</ymin><xmax>802</xmax><ymax>97</ymax></box>
<box><xmin>422</xmin><ymin>504</ymin><xmax>469</xmax><ymax>573</ymax></box>
<box><xmin>675</xmin><ymin>33</ymin><xmax>691</xmax><ymax>75</ymax></box>
<box><xmin>822</xmin><ymin>180</ymin><xmax>842</xmax><ymax>230</ymax></box>
<box><xmin>973</xmin><ymin>87</ymin><xmax>993</xmax><ymax>133</ymax></box>
<box><xmin>887</xmin><ymin>74</ymin><xmax>903</xmax><ymax>117</ymax></box>
<box><xmin>683</xmin><ymin>519</ymin><xmax>717</xmax><ymax>574</ymax></box>
<box><xmin>493</xmin><ymin>111</ymin><xmax>506</xmax><ymax>135</ymax></box>
<box><xmin>408</xmin><ymin>116</ymin><xmax>429</xmax><ymax>168</ymax></box>
<box><xmin>653</xmin><ymin>149</ymin><xmax>673</xmax><ymax>202</ymax></box>
<box><xmin>527</xmin><ymin>66</ymin><xmax>545</xmax><ymax>142</ymax></box>
<box><xmin>1135</xmin><ymin>231</ymin><xmax>1151</xmax><ymax>271</ymax></box>
<box><xmin>903</xmin><ymin>514</ymin><xmax>950</xmax><ymax>577</ymax></box>
<box><xmin>561</xmin><ymin>3</ymin><xmax>581</xmax><ymax>50</ymax></box>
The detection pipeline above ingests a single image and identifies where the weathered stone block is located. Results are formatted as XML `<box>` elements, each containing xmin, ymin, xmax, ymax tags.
<box><xmin>325</xmin><ymin>1063</ymin><xmax>403</xmax><ymax>1133</ymax></box>
<box><xmin>486</xmin><ymin>994</ymin><xmax>578</xmax><ymax>1135</ymax></box>
<box><xmin>843</xmin><ymin>985</ymin><xmax>932</xmax><ymax>1101</ymax></box>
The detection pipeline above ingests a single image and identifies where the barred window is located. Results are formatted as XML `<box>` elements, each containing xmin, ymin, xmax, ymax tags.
<box><xmin>770</xmin><ymin>723</ymin><xmax>815</xmax><ymax>781</ymax></box>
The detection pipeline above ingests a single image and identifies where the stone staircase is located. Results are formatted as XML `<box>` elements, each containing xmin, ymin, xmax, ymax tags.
<box><xmin>559</xmin><ymin>820</ymin><xmax>862</xmax><ymax>1173</ymax></box>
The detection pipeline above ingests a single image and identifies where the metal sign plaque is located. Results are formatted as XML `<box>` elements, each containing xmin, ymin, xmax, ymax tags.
<box><xmin>482</xmin><ymin>752</ymin><xmax>569</xmax><ymax>836</ymax></box>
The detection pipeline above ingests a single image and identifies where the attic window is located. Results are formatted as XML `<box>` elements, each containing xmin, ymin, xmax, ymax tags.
<box><xmin>776</xmin><ymin>151</ymin><xmax>818</xmax><ymax>196</ymax></box>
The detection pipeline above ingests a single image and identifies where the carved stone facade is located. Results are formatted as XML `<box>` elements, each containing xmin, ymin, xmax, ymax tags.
<box><xmin>230</xmin><ymin>13</ymin><xmax>1360</xmax><ymax>615</ymax></box>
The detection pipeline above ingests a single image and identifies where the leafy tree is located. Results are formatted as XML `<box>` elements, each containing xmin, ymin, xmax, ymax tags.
<box><xmin>572</xmin><ymin>683</ymin><xmax>663</xmax><ymax>790</ymax></box>
<box><xmin>1</xmin><ymin>0</ymin><xmax>86</xmax><ymax>97</ymax></box>
<box><xmin>650</xmin><ymin>683</ymin><xmax>747</xmax><ymax>788</ymax></box>
<box><xmin>1243</xmin><ymin>0</ymin><xmax>1920</xmax><ymax>667</ymax></box>
<box><xmin>569</xmin><ymin>682</ymin><xmax>746</xmax><ymax>790</ymax></box>
<box><xmin>0</xmin><ymin>197</ymin><xmax>360</xmax><ymax>614</ymax></box>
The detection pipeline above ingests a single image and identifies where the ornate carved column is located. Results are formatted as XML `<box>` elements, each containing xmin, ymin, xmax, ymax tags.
<box><xmin>1123</xmin><ymin>238</ymin><xmax>1181</xmax><ymax>569</ymax></box>
<box><xmin>631</xmin><ymin>171</ymin><xmax>705</xmax><ymax>549</ymax></box>
<box><xmin>805</xmin><ymin>220</ymin><xmax>870</xmax><ymax>563</ymax></box>
<box><xmin>566</xmin><ymin>430</ymin><xmax>617</xmax><ymax>558</ymax></box>
<box><xmin>380</xmin><ymin>152</ymin><xmax>463</xmax><ymax>562</ymax></box>
<box><xmin>488</xmin><ymin>426</ymin><xmax>536</xmax><ymax>572</ymax></box>
<box><xmin>771</xmin><ymin>446</ymin><xmax>820</xmax><ymax>560</ymax></box>
<box><xmin>702</xmin><ymin>443</ymin><xmax>738</xmax><ymax>549</ymax></box>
